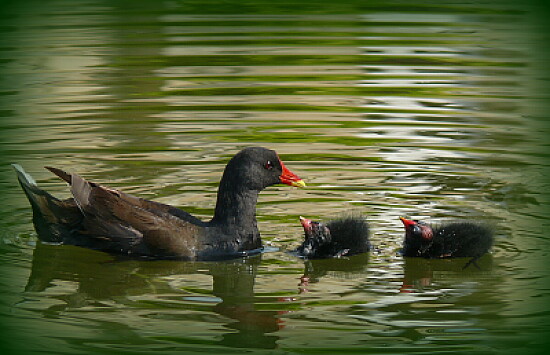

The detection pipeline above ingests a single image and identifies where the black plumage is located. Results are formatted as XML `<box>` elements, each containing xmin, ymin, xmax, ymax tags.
<box><xmin>13</xmin><ymin>147</ymin><xmax>305</xmax><ymax>260</ymax></box>
<box><xmin>296</xmin><ymin>216</ymin><xmax>370</xmax><ymax>258</ymax></box>
<box><xmin>399</xmin><ymin>217</ymin><xmax>494</xmax><ymax>268</ymax></box>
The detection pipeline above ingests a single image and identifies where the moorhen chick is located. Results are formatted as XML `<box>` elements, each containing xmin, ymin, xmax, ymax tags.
<box><xmin>399</xmin><ymin>217</ymin><xmax>493</xmax><ymax>268</ymax></box>
<box><xmin>13</xmin><ymin>147</ymin><xmax>305</xmax><ymax>260</ymax></box>
<box><xmin>296</xmin><ymin>216</ymin><xmax>370</xmax><ymax>258</ymax></box>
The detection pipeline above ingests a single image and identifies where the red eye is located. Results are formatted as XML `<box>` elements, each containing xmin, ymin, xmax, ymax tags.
<box><xmin>265</xmin><ymin>160</ymin><xmax>274</xmax><ymax>170</ymax></box>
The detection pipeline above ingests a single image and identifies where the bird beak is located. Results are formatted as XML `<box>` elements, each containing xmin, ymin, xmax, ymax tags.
<box><xmin>279</xmin><ymin>159</ymin><xmax>306</xmax><ymax>188</ymax></box>
<box><xmin>299</xmin><ymin>216</ymin><xmax>313</xmax><ymax>231</ymax></box>
<box><xmin>399</xmin><ymin>217</ymin><xmax>416</xmax><ymax>228</ymax></box>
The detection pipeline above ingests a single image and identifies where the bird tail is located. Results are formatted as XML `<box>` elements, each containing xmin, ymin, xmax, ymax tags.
<box><xmin>12</xmin><ymin>163</ymin><xmax>52</xmax><ymax>211</ymax></box>
<box><xmin>13</xmin><ymin>163</ymin><xmax>38</xmax><ymax>188</ymax></box>
<box><xmin>12</xmin><ymin>164</ymin><xmax>81</xmax><ymax>242</ymax></box>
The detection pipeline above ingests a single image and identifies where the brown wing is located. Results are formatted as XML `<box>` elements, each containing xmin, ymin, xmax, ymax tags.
<box><xmin>47</xmin><ymin>166</ymin><xmax>203</xmax><ymax>225</ymax></box>
<box><xmin>67</xmin><ymin>172</ymin><xmax>203</xmax><ymax>259</ymax></box>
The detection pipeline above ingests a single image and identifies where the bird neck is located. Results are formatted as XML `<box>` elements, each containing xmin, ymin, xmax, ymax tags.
<box><xmin>403</xmin><ymin>235</ymin><xmax>434</xmax><ymax>257</ymax></box>
<box><xmin>211</xmin><ymin>184</ymin><xmax>259</xmax><ymax>232</ymax></box>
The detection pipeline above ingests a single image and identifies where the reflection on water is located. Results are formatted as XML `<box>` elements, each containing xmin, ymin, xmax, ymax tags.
<box><xmin>1</xmin><ymin>0</ymin><xmax>550</xmax><ymax>354</ymax></box>
<box><xmin>22</xmin><ymin>243</ymin><xmax>284</xmax><ymax>350</ymax></box>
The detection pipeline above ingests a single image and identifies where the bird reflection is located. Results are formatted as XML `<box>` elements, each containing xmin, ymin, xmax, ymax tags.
<box><xmin>400</xmin><ymin>254</ymin><xmax>493</xmax><ymax>293</ymax></box>
<box><xmin>23</xmin><ymin>242</ymin><xmax>284</xmax><ymax>350</ymax></box>
<box><xmin>297</xmin><ymin>253</ymin><xmax>370</xmax><ymax>293</ymax></box>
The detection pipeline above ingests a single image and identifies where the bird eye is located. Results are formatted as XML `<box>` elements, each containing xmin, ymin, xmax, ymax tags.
<box><xmin>264</xmin><ymin>160</ymin><xmax>274</xmax><ymax>170</ymax></box>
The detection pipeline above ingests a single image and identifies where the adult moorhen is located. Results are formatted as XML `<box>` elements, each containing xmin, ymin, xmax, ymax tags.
<box><xmin>399</xmin><ymin>217</ymin><xmax>494</xmax><ymax>268</ymax></box>
<box><xmin>296</xmin><ymin>216</ymin><xmax>370</xmax><ymax>258</ymax></box>
<box><xmin>13</xmin><ymin>147</ymin><xmax>305</xmax><ymax>260</ymax></box>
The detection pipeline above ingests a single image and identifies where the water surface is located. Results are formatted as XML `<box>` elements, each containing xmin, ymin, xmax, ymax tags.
<box><xmin>1</xmin><ymin>0</ymin><xmax>549</xmax><ymax>354</ymax></box>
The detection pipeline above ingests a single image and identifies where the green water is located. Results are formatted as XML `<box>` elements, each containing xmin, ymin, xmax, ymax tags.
<box><xmin>1</xmin><ymin>0</ymin><xmax>550</xmax><ymax>353</ymax></box>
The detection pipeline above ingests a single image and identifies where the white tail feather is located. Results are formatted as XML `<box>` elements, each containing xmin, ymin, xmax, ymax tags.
<box><xmin>12</xmin><ymin>164</ymin><xmax>37</xmax><ymax>186</ymax></box>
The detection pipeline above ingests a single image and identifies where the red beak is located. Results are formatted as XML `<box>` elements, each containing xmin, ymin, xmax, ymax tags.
<box><xmin>399</xmin><ymin>217</ymin><xmax>417</xmax><ymax>228</ymax></box>
<box><xmin>278</xmin><ymin>158</ymin><xmax>306</xmax><ymax>188</ymax></box>
<box><xmin>299</xmin><ymin>216</ymin><xmax>312</xmax><ymax>231</ymax></box>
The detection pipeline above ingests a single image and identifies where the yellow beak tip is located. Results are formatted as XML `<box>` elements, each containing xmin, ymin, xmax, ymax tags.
<box><xmin>291</xmin><ymin>180</ymin><xmax>306</xmax><ymax>188</ymax></box>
